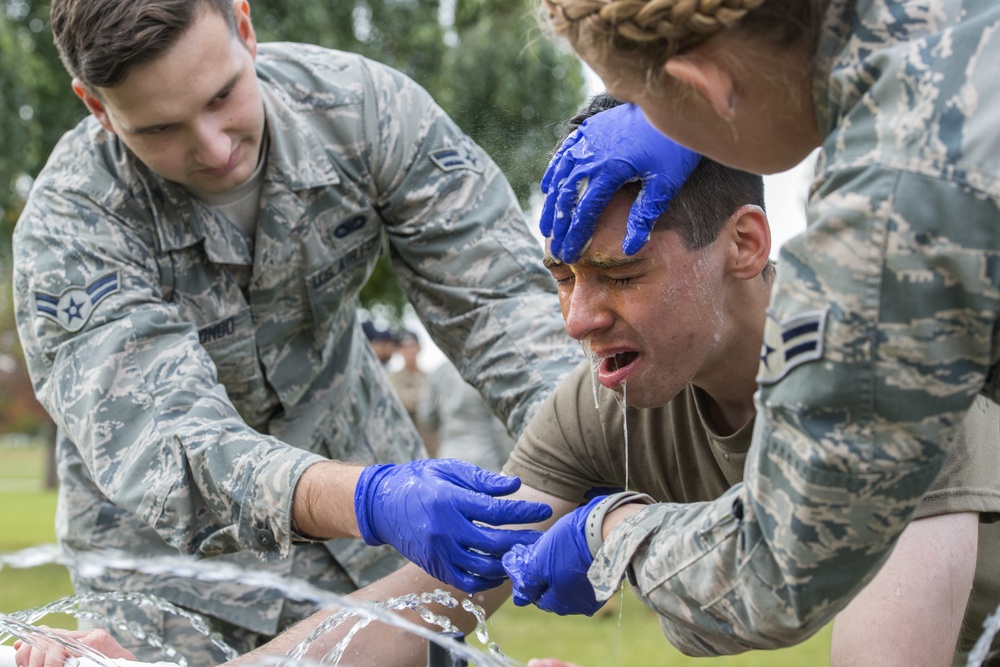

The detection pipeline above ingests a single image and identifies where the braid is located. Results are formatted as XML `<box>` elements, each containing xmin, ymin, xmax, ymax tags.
<box><xmin>605</xmin><ymin>0</ymin><xmax>764</xmax><ymax>45</ymax></box>
<box><xmin>546</xmin><ymin>0</ymin><xmax>764</xmax><ymax>53</ymax></box>
<box><xmin>542</xmin><ymin>0</ymin><xmax>825</xmax><ymax>84</ymax></box>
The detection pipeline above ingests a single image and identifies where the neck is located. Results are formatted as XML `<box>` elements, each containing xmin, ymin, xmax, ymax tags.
<box><xmin>696</xmin><ymin>271</ymin><xmax>771</xmax><ymax>436</ymax></box>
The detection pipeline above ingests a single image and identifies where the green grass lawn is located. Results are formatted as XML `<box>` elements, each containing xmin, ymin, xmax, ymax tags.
<box><xmin>0</xmin><ymin>443</ymin><xmax>832</xmax><ymax>665</ymax></box>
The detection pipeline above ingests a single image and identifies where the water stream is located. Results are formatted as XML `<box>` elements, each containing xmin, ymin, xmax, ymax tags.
<box><xmin>0</xmin><ymin>545</ymin><xmax>517</xmax><ymax>667</ymax></box>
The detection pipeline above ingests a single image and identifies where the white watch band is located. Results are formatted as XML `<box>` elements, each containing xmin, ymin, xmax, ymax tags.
<box><xmin>584</xmin><ymin>491</ymin><xmax>654</xmax><ymax>558</ymax></box>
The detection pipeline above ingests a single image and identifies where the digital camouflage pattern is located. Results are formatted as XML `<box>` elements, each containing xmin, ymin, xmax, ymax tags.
<box><xmin>589</xmin><ymin>0</ymin><xmax>1000</xmax><ymax>656</ymax></box>
<box><xmin>13</xmin><ymin>43</ymin><xmax>581</xmax><ymax>660</ymax></box>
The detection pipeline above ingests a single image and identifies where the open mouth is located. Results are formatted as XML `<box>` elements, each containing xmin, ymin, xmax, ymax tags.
<box><xmin>607</xmin><ymin>351</ymin><xmax>638</xmax><ymax>370</ymax></box>
<box><xmin>596</xmin><ymin>350</ymin><xmax>639</xmax><ymax>389</ymax></box>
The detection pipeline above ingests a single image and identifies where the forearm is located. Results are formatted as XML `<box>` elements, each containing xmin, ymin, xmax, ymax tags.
<box><xmin>830</xmin><ymin>513</ymin><xmax>978</xmax><ymax>667</ymax></box>
<box><xmin>228</xmin><ymin>564</ymin><xmax>511</xmax><ymax>667</ymax></box>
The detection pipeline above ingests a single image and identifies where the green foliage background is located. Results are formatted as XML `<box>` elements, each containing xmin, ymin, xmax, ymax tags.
<box><xmin>0</xmin><ymin>0</ymin><xmax>585</xmax><ymax>318</ymax></box>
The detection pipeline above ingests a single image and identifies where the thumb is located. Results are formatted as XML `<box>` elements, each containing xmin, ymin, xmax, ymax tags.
<box><xmin>446</xmin><ymin>461</ymin><xmax>523</xmax><ymax>496</ymax></box>
<box><xmin>504</xmin><ymin>544</ymin><xmax>545</xmax><ymax>605</ymax></box>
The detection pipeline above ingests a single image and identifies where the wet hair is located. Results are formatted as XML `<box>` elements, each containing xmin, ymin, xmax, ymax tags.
<box><xmin>541</xmin><ymin>0</ymin><xmax>831</xmax><ymax>88</ymax></box>
<box><xmin>51</xmin><ymin>0</ymin><xmax>238</xmax><ymax>89</ymax></box>
<box><xmin>562</xmin><ymin>92</ymin><xmax>764</xmax><ymax>251</ymax></box>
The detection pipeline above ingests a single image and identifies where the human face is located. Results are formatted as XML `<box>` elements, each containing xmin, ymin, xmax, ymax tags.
<box><xmin>544</xmin><ymin>191</ymin><xmax>730</xmax><ymax>409</ymax></box>
<box><xmin>590</xmin><ymin>35</ymin><xmax>821</xmax><ymax>175</ymax></box>
<box><xmin>75</xmin><ymin>3</ymin><xmax>265</xmax><ymax>198</ymax></box>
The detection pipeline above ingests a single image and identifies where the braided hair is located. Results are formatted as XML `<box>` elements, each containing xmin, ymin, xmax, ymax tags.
<box><xmin>542</xmin><ymin>0</ymin><xmax>830</xmax><ymax>86</ymax></box>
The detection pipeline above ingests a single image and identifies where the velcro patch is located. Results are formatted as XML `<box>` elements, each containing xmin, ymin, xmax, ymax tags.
<box><xmin>757</xmin><ymin>308</ymin><xmax>828</xmax><ymax>385</ymax></box>
<box><xmin>429</xmin><ymin>136</ymin><xmax>484</xmax><ymax>173</ymax></box>
<box><xmin>34</xmin><ymin>271</ymin><xmax>120</xmax><ymax>333</ymax></box>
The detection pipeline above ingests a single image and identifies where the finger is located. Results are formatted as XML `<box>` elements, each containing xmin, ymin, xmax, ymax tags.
<box><xmin>538</xmin><ymin>186</ymin><xmax>558</xmax><ymax>238</ymax></box>
<box><xmin>458</xmin><ymin>524</ymin><xmax>546</xmax><ymax>557</ymax></box>
<box><xmin>540</xmin><ymin>130</ymin><xmax>578</xmax><ymax>195</ymax></box>
<box><xmin>502</xmin><ymin>547</ymin><xmax>546</xmax><ymax>605</ymax></box>
<box><xmin>622</xmin><ymin>213</ymin><xmax>655</xmax><ymax>256</ymax></box>
<box><xmin>550</xmin><ymin>175</ymin><xmax>587</xmax><ymax>260</ymax></box>
<box><xmin>442</xmin><ymin>546</ymin><xmax>510</xmax><ymax>583</ymax></box>
<box><xmin>448</xmin><ymin>570</ymin><xmax>509</xmax><ymax>595</ymax></box>
<box><xmin>542</xmin><ymin>156</ymin><xmax>581</xmax><ymax>244</ymax></box>
<box><xmin>559</xmin><ymin>181</ymin><xmax>617</xmax><ymax>263</ymax></box>
<box><xmin>443</xmin><ymin>462</ymin><xmax>523</xmax><ymax>496</ymax></box>
<box><xmin>456</xmin><ymin>493</ymin><xmax>553</xmax><ymax>527</ymax></box>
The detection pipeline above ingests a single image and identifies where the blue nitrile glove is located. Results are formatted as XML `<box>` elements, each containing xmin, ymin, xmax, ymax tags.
<box><xmin>501</xmin><ymin>496</ymin><xmax>604</xmax><ymax>616</ymax></box>
<box><xmin>539</xmin><ymin>103</ymin><xmax>702</xmax><ymax>263</ymax></box>
<box><xmin>354</xmin><ymin>458</ymin><xmax>552</xmax><ymax>593</ymax></box>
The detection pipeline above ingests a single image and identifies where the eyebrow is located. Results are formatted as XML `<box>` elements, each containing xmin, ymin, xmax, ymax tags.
<box><xmin>581</xmin><ymin>255</ymin><xmax>644</xmax><ymax>270</ymax></box>
<box><xmin>128</xmin><ymin>70</ymin><xmax>242</xmax><ymax>135</ymax></box>
<box><xmin>543</xmin><ymin>253</ymin><xmax>645</xmax><ymax>271</ymax></box>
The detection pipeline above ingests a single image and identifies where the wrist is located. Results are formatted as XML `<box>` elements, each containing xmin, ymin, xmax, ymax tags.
<box><xmin>293</xmin><ymin>461</ymin><xmax>365</xmax><ymax>540</ymax></box>
<box><xmin>584</xmin><ymin>492</ymin><xmax>654</xmax><ymax>558</ymax></box>
<box><xmin>354</xmin><ymin>463</ymin><xmax>396</xmax><ymax>546</ymax></box>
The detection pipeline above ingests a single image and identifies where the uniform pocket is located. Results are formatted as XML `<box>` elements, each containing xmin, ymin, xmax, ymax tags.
<box><xmin>304</xmin><ymin>232</ymin><xmax>383</xmax><ymax>344</ymax></box>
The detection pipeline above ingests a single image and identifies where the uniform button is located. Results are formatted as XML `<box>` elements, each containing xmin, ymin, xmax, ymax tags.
<box><xmin>256</xmin><ymin>528</ymin><xmax>275</xmax><ymax>548</ymax></box>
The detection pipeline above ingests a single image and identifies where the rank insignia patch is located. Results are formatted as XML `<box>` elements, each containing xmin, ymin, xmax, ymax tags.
<box><xmin>757</xmin><ymin>308</ymin><xmax>828</xmax><ymax>385</ymax></box>
<box><xmin>429</xmin><ymin>136</ymin><xmax>484</xmax><ymax>173</ymax></box>
<box><xmin>34</xmin><ymin>271</ymin><xmax>120</xmax><ymax>333</ymax></box>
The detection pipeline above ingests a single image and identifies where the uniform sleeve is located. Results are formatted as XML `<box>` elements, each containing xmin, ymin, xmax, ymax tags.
<box><xmin>357</xmin><ymin>59</ymin><xmax>583</xmax><ymax>438</ymax></box>
<box><xmin>13</xmin><ymin>186</ymin><xmax>324</xmax><ymax>561</ymax></box>
<box><xmin>588</xmin><ymin>165</ymin><xmax>1000</xmax><ymax>655</ymax></box>
<box><xmin>915</xmin><ymin>394</ymin><xmax>1000</xmax><ymax>522</ymax></box>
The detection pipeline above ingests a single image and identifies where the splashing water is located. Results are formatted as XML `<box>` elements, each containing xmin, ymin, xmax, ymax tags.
<box><xmin>3</xmin><ymin>590</ymin><xmax>232</xmax><ymax>666</ymax></box>
<box><xmin>0</xmin><ymin>613</ymin><xmax>117</xmax><ymax>667</ymax></box>
<box><xmin>0</xmin><ymin>546</ymin><xmax>517</xmax><ymax>667</ymax></box>
<box><xmin>460</xmin><ymin>598</ymin><xmax>505</xmax><ymax>661</ymax></box>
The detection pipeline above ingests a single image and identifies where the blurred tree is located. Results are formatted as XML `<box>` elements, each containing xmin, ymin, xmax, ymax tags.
<box><xmin>0</xmin><ymin>270</ymin><xmax>52</xmax><ymax>436</ymax></box>
<box><xmin>0</xmin><ymin>1</ymin><xmax>83</xmax><ymax>261</ymax></box>
<box><xmin>0</xmin><ymin>0</ymin><xmax>583</xmax><ymax>320</ymax></box>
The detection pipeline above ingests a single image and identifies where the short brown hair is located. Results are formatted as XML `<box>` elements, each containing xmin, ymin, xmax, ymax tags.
<box><xmin>51</xmin><ymin>0</ymin><xmax>238</xmax><ymax>89</ymax></box>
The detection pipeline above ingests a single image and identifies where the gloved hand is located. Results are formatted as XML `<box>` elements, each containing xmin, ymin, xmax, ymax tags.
<box><xmin>354</xmin><ymin>458</ymin><xmax>552</xmax><ymax>593</ymax></box>
<box><xmin>539</xmin><ymin>103</ymin><xmax>702</xmax><ymax>263</ymax></box>
<box><xmin>501</xmin><ymin>496</ymin><xmax>604</xmax><ymax>616</ymax></box>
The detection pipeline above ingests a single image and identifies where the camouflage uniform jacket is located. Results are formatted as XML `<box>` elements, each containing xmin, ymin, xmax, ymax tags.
<box><xmin>589</xmin><ymin>1</ymin><xmax>1000</xmax><ymax>655</ymax></box>
<box><xmin>13</xmin><ymin>43</ymin><xmax>580</xmax><ymax>634</ymax></box>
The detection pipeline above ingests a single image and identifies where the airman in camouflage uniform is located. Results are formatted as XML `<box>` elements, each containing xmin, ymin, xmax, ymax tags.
<box><xmin>13</xmin><ymin>0</ymin><xmax>580</xmax><ymax>662</ymax></box>
<box><xmin>537</xmin><ymin>0</ymin><xmax>1000</xmax><ymax>658</ymax></box>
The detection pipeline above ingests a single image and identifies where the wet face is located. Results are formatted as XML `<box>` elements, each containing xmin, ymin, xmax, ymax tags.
<box><xmin>545</xmin><ymin>191</ymin><xmax>730</xmax><ymax>409</ymax></box>
<box><xmin>79</xmin><ymin>4</ymin><xmax>265</xmax><ymax>199</ymax></box>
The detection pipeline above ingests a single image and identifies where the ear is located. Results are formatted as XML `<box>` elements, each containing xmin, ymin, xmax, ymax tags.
<box><xmin>725</xmin><ymin>205</ymin><xmax>771</xmax><ymax>280</ymax></box>
<box><xmin>72</xmin><ymin>79</ymin><xmax>116</xmax><ymax>134</ymax></box>
<box><xmin>664</xmin><ymin>55</ymin><xmax>735</xmax><ymax>121</ymax></box>
<box><xmin>233</xmin><ymin>0</ymin><xmax>258</xmax><ymax>60</ymax></box>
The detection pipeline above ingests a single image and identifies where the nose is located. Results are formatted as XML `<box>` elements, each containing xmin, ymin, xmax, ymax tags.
<box><xmin>191</xmin><ymin>118</ymin><xmax>232</xmax><ymax>168</ymax></box>
<box><xmin>562</xmin><ymin>282</ymin><xmax>614</xmax><ymax>342</ymax></box>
